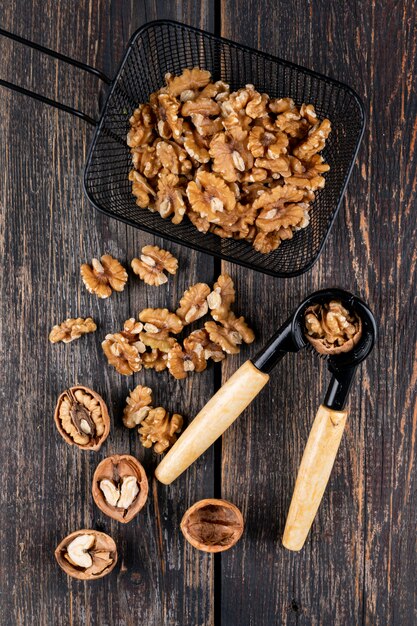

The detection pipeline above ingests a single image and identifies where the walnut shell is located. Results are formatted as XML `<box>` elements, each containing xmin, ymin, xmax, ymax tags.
<box><xmin>54</xmin><ymin>385</ymin><xmax>110</xmax><ymax>451</ymax></box>
<box><xmin>180</xmin><ymin>498</ymin><xmax>244</xmax><ymax>553</ymax></box>
<box><xmin>54</xmin><ymin>529</ymin><xmax>117</xmax><ymax>580</ymax></box>
<box><xmin>92</xmin><ymin>454</ymin><xmax>148</xmax><ymax>523</ymax></box>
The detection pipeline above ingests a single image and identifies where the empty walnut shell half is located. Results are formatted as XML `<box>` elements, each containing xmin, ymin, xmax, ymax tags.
<box><xmin>55</xmin><ymin>529</ymin><xmax>117</xmax><ymax>580</ymax></box>
<box><xmin>92</xmin><ymin>454</ymin><xmax>149</xmax><ymax>523</ymax></box>
<box><xmin>180</xmin><ymin>498</ymin><xmax>244</xmax><ymax>553</ymax></box>
<box><xmin>54</xmin><ymin>385</ymin><xmax>110</xmax><ymax>451</ymax></box>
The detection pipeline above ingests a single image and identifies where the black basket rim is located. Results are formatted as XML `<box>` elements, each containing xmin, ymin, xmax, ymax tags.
<box><xmin>83</xmin><ymin>19</ymin><xmax>366</xmax><ymax>279</ymax></box>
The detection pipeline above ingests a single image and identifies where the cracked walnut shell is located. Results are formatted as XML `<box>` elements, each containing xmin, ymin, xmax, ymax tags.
<box><xmin>92</xmin><ymin>454</ymin><xmax>148</xmax><ymax>524</ymax></box>
<box><xmin>176</xmin><ymin>283</ymin><xmax>211</xmax><ymax>324</ymax></box>
<box><xmin>180</xmin><ymin>499</ymin><xmax>244</xmax><ymax>553</ymax></box>
<box><xmin>305</xmin><ymin>300</ymin><xmax>362</xmax><ymax>354</ymax></box>
<box><xmin>138</xmin><ymin>407</ymin><xmax>183</xmax><ymax>454</ymax></box>
<box><xmin>49</xmin><ymin>317</ymin><xmax>96</xmax><ymax>344</ymax></box>
<box><xmin>55</xmin><ymin>529</ymin><xmax>117</xmax><ymax>580</ymax></box>
<box><xmin>81</xmin><ymin>255</ymin><xmax>128</xmax><ymax>299</ymax></box>
<box><xmin>131</xmin><ymin>245</ymin><xmax>178</xmax><ymax>286</ymax></box>
<box><xmin>123</xmin><ymin>385</ymin><xmax>153</xmax><ymax>428</ymax></box>
<box><xmin>54</xmin><ymin>386</ymin><xmax>110</xmax><ymax>451</ymax></box>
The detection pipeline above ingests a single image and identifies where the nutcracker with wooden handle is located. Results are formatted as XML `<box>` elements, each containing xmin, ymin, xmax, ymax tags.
<box><xmin>282</xmin><ymin>290</ymin><xmax>376</xmax><ymax>551</ymax></box>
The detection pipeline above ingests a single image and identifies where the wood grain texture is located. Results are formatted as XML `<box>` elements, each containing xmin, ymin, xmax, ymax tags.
<box><xmin>0</xmin><ymin>2</ymin><xmax>215</xmax><ymax>626</ymax></box>
<box><xmin>0</xmin><ymin>1</ymin><xmax>416</xmax><ymax>625</ymax></box>
<box><xmin>220</xmin><ymin>1</ymin><xmax>417</xmax><ymax>625</ymax></box>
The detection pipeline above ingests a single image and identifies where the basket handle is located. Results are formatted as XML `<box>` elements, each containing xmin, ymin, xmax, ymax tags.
<box><xmin>0</xmin><ymin>28</ymin><xmax>112</xmax><ymax>126</ymax></box>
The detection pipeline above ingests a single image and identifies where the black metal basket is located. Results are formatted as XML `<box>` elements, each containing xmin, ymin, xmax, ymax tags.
<box><xmin>1</xmin><ymin>20</ymin><xmax>365</xmax><ymax>277</ymax></box>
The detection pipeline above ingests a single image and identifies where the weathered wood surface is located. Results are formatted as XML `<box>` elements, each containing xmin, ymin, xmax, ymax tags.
<box><xmin>0</xmin><ymin>1</ymin><xmax>416</xmax><ymax>625</ymax></box>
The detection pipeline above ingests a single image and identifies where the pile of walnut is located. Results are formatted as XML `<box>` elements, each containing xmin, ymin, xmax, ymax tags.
<box><xmin>102</xmin><ymin>273</ymin><xmax>254</xmax><ymax>379</ymax></box>
<box><xmin>128</xmin><ymin>67</ymin><xmax>331</xmax><ymax>253</ymax></box>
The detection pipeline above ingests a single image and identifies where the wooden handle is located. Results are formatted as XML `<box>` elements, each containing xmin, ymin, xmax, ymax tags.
<box><xmin>155</xmin><ymin>361</ymin><xmax>269</xmax><ymax>485</ymax></box>
<box><xmin>282</xmin><ymin>404</ymin><xmax>348</xmax><ymax>551</ymax></box>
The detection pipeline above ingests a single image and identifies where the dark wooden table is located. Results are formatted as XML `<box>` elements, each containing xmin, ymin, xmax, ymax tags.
<box><xmin>1</xmin><ymin>1</ymin><xmax>416</xmax><ymax>625</ymax></box>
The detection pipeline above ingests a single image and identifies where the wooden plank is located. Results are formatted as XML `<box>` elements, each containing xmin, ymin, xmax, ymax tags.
<box><xmin>0</xmin><ymin>2</ymin><xmax>215</xmax><ymax>626</ymax></box>
<box><xmin>220</xmin><ymin>1</ymin><xmax>416</xmax><ymax>625</ymax></box>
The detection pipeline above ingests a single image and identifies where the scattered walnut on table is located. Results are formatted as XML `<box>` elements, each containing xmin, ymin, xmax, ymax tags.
<box><xmin>54</xmin><ymin>385</ymin><xmax>110</xmax><ymax>451</ymax></box>
<box><xmin>55</xmin><ymin>530</ymin><xmax>117</xmax><ymax>580</ymax></box>
<box><xmin>102</xmin><ymin>319</ymin><xmax>145</xmax><ymax>376</ymax></box>
<box><xmin>131</xmin><ymin>245</ymin><xmax>178</xmax><ymax>286</ymax></box>
<box><xmin>207</xmin><ymin>273</ymin><xmax>235</xmax><ymax>320</ymax></box>
<box><xmin>92</xmin><ymin>454</ymin><xmax>148</xmax><ymax>524</ymax></box>
<box><xmin>204</xmin><ymin>320</ymin><xmax>242</xmax><ymax>355</ymax></box>
<box><xmin>138</xmin><ymin>407</ymin><xmax>183</xmax><ymax>454</ymax></box>
<box><xmin>304</xmin><ymin>300</ymin><xmax>362</xmax><ymax>355</ymax></box>
<box><xmin>180</xmin><ymin>498</ymin><xmax>244</xmax><ymax>553</ymax></box>
<box><xmin>142</xmin><ymin>348</ymin><xmax>168</xmax><ymax>371</ymax></box>
<box><xmin>80</xmin><ymin>255</ymin><xmax>128</xmax><ymax>299</ymax></box>
<box><xmin>49</xmin><ymin>317</ymin><xmax>97</xmax><ymax>344</ymax></box>
<box><xmin>176</xmin><ymin>282</ymin><xmax>211</xmax><ymax>324</ymax></box>
<box><xmin>123</xmin><ymin>384</ymin><xmax>153</xmax><ymax>428</ymax></box>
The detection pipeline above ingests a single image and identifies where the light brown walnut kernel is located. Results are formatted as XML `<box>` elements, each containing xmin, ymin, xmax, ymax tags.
<box><xmin>92</xmin><ymin>454</ymin><xmax>148</xmax><ymax>524</ymax></box>
<box><xmin>49</xmin><ymin>317</ymin><xmax>97</xmax><ymax>344</ymax></box>
<box><xmin>186</xmin><ymin>171</ymin><xmax>236</xmax><ymax>221</ymax></box>
<box><xmin>180</xmin><ymin>498</ymin><xmax>244</xmax><ymax>553</ymax></box>
<box><xmin>207</xmin><ymin>274</ymin><xmax>235</xmax><ymax>319</ymax></box>
<box><xmin>253</xmin><ymin>185</ymin><xmax>308</xmax><ymax>233</ymax></box>
<box><xmin>166</xmin><ymin>67</ymin><xmax>211</xmax><ymax>97</ymax></box>
<box><xmin>304</xmin><ymin>300</ymin><xmax>362</xmax><ymax>355</ymax></box>
<box><xmin>182</xmin><ymin>97</ymin><xmax>220</xmax><ymax>117</ymax></box>
<box><xmin>81</xmin><ymin>255</ymin><xmax>128</xmax><ymax>299</ymax></box>
<box><xmin>123</xmin><ymin>385</ymin><xmax>153</xmax><ymax>428</ymax></box>
<box><xmin>102</xmin><ymin>333</ymin><xmax>143</xmax><ymax>376</ymax></box>
<box><xmin>131</xmin><ymin>245</ymin><xmax>178</xmax><ymax>286</ymax></box>
<box><xmin>293</xmin><ymin>119</ymin><xmax>332</xmax><ymax>161</ymax></box>
<box><xmin>131</xmin><ymin>143</ymin><xmax>161</xmax><ymax>178</ymax></box>
<box><xmin>139</xmin><ymin>308</ymin><xmax>183</xmax><ymax>334</ymax></box>
<box><xmin>219</xmin><ymin>311</ymin><xmax>255</xmax><ymax>344</ymax></box>
<box><xmin>204</xmin><ymin>321</ymin><xmax>242</xmax><ymax>355</ymax></box>
<box><xmin>142</xmin><ymin>349</ymin><xmax>168</xmax><ymax>371</ymax></box>
<box><xmin>155</xmin><ymin>171</ymin><xmax>187</xmax><ymax>224</ymax></box>
<box><xmin>167</xmin><ymin>343</ymin><xmax>197</xmax><ymax>379</ymax></box>
<box><xmin>209</xmin><ymin>128</ymin><xmax>253</xmax><ymax>183</ymax></box>
<box><xmin>54</xmin><ymin>386</ymin><xmax>110</xmax><ymax>451</ymax></box>
<box><xmin>176</xmin><ymin>283</ymin><xmax>211</xmax><ymax>324</ymax></box>
<box><xmin>138</xmin><ymin>407</ymin><xmax>183</xmax><ymax>454</ymax></box>
<box><xmin>55</xmin><ymin>530</ymin><xmax>117</xmax><ymax>580</ymax></box>
<box><xmin>253</xmin><ymin>228</ymin><xmax>294</xmax><ymax>253</ymax></box>
<box><xmin>184</xmin><ymin>329</ymin><xmax>225</xmax><ymax>364</ymax></box>
<box><xmin>128</xmin><ymin>169</ymin><xmax>156</xmax><ymax>208</ymax></box>
<box><xmin>139</xmin><ymin>330</ymin><xmax>176</xmax><ymax>353</ymax></box>
<box><xmin>155</xmin><ymin>93</ymin><xmax>183</xmax><ymax>140</ymax></box>
<box><xmin>127</xmin><ymin>104</ymin><xmax>155</xmax><ymax>148</ymax></box>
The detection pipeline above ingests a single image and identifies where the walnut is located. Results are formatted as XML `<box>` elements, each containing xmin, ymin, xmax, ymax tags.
<box><xmin>219</xmin><ymin>311</ymin><xmax>255</xmax><ymax>344</ymax></box>
<box><xmin>209</xmin><ymin>128</ymin><xmax>253</xmax><ymax>182</ymax></box>
<box><xmin>138</xmin><ymin>407</ymin><xmax>183</xmax><ymax>454</ymax></box>
<box><xmin>55</xmin><ymin>530</ymin><xmax>117</xmax><ymax>580</ymax></box>
<box><xmin>191</xmin><ymin>113</ymin><xmax>223</xmax><ymax>137</ymax></box>
<box><xmin>183</xmin><ymin>125</ymin><xmax>210</xmax><ymax>163</ymax></box>
<box><xmin>128</xmin><ymin>169</ymin><xmax>156</xmax><ymax>208</ymax></box>
<box><xmin>304</xmin><ymin>300</ymin><xmax>362</xmax><ymax>354</ymax></box>
<box><xmin>253</xmin><ymin>185</ymin><xmax>309</xmax><ymax>232</ymax></box>
<box><xmin>123</xmin><ymin>384</ymin><xmax>153</xmax><ymax>428</ymax></box>
<box><xmin>187</xmin><ymin>209</ymin><xmax>211</xmax><ymax>233</ymax></box>
<box><xmin>293</xmin><ymin>119</ymin><xmax>332</xmax><ymax>161</ymax></box>
<box><xmin>81</xmin><ymin>255</ymin><xmax>128</xmax><ymax>299</ymax></box>
<box><xmin>142</xmin><ymin>348</ymin><xmax>168</xmax><ymax>371</ymax></box>
<box><xmin>156</xmin><ymin>140</ymin><xmax>192</xmax><ymax>175</ymax></box>
<box><xmin>131</xmin><ymin>244</ymin><xmax>178</xmax><ymax>286</ymax></box>
<box><xmin>131</xmin><ymin>143</ymin><xmax>161</xmax><ymax>178</ymax></box>
<box><xmin>273</xmin><ymin>99</ymin><xmax>310</xmax><ymax>138</ymax></box>
<box><xmin>247</xmin><ymin>126</ymin><xmax>288</xmax><ymax>159</ymax></box>
<box><xmin>54</xmin><ymin>386</ymin><xmax>110</xmax><ymax>451</ymax></box>
<box><xmin>167</xmin><ymin>343</ymin><xmax>198</xmax><ymax>379</ymax></box>
<box><xmin>92</xmin><ymin>454</ymin><xmax>148</xmax><ymax>524</ymax></box>
<box><xmin>245</xmin><ymin>90</ymin><xmax>269</xmax><ymax>119</ymax></box>
<box><xmin>49</xmin><ymin>317</ymin><xmax>96</xmax><ymax>344</ymax></box>
<box><xmin>186</xmin><ymin>171</ymin><xmax>236</xmax><ymax>221</ymax></box>
<box><xmin>139</xmin><ymin>330</ymin><xmax>176</xmax><ymax>353</ymax></box>
<box><xmin>102</xmin><ymin>332</ymin><xmax>143</xmax><ymax>375</ymax></box>
<box><xmin>155</xmin><ymin>170</ymin><xmax>187</xmax><ymax>224</ymax></box>
<box><xmin>220</xmin><ymin>87</ymin><xmax>253</xmax><ymax>131</ymax></box>
<box><xmin>155</xmin><ymin>93</ymin><xmax>183</xmax><ymax>140</ymax></box>
<box><xmin>166</xmin><ymin>67</ymin><xmax>211</xmax><ymax>97</ymax></box>
<box><xmin>127</xmin><ymin>104</ymin><xmax>155</xmax><ymax>148</ymax></box>
<box><xmin>176</xmin><ymin>282</ymin><xmax>211</xmax><ymax>323</ymax></box>
<box><xmin>184</xmin><ymin>328</ymin><xmax>225</xmax><ymax>363</ymax></box>
<box><xmin>253</xmin><ymin>228</ymin><xmax>294</xmax><ymax>253</ymax></box>
<box><xmin>182</xmin><ymin>97</ymin><xmax>220</xmax><ymax>118</ymax></box>
<box><xmin>207</xmin><ymin>274</ymin><xmax>235</xmax><ymax>319</ymax></box>
<box><xmin>180</xmin><ymin>498</ymin><xmax>244</xmax><ymax>553</ymax></box>
<box><xmin>139</xmin><ymin>307</ymin><xmax>183</xmax><ymax>334</ymax></box>
<box><xmin>204</xmin><ymin>321</ymin><xmax>242</xmax><ymax>354</ymax></box>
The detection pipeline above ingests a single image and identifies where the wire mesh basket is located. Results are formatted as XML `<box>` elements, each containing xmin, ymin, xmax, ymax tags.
<box><xmin>1</xmin><ymin>21</ymin><xmax>365</xmax><ymax>277</ymax></box>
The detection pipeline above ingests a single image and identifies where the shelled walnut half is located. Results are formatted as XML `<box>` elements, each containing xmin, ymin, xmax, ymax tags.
<box><xmin>304</xmin><ymin>300</ymin><xmax>362</xmax><ymax>354</ymax></box>
<box><xmin>49</xmin><ymin>317</ymin><xmax>97</xmax><ymax>344</ymax></box>
<box><xmin>81</xmin><ymin>255</ymin><xmax>128</xmax><ymax>298</ymax></box>
<box><xmin>180</xmin><ymin>498</ymin><xmax>244</xmax><ymax>553</ymax></box>
<box><xmin>54</xmin><ymin>385</ymin><xmax>110</xmax><ymax>451</ymax></box>
<box><xmin>138</xmin><ymin>407</ymin><xmax>183</xmax><ymax>453</ymax></box>
<box><xmin>55</xmin><ymin>529</ymin><xmax>117</xmax><ymax>580</ymax></box>
<box><xmin>131</xmin><ymin>245</ymin><xmax>178</xmax><ymax>286</ymax></box>
<box><xmin>92</xmin><ymin>454</ymin><xmax>148</xmax><ymax>523</ymax></box>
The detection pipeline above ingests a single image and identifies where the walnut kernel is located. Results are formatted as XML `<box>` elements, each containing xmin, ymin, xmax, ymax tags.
<box><xmin>49</xmin><ymin>317</ymin><xmax>96</xmax><ymax>344</ymax></box>
<box><xmin>304</xmin><ymin>300</ymin><xmax>362</xmax><ymax>354</ymax></box>
<box><xmin>81</xmin><ymin>255</ymin><xmax>128</xmax><ymax>299</ymax></box>
<box><xmin>138</xmin><ymin>408</ymin><xmax>183</xmax><ymax>454</ymax></box>
<box><xmin>123</xmin><ymin>385</ymin><xmax>153</xmax><ymax>428</ymax></box>
<box><xmin>55</xmin><ymin>530</ymin><xmax>117</xmax><ymax>580</ymax></box>
<box><xmin>131</xmin><ymin>245</ymin><xmax>178</xmax><ymax>286</ymax></box>
<box><xmin>176</xmin><ymin>283</ymin><xmax>211</xmax><ymax>324</ymax></box>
